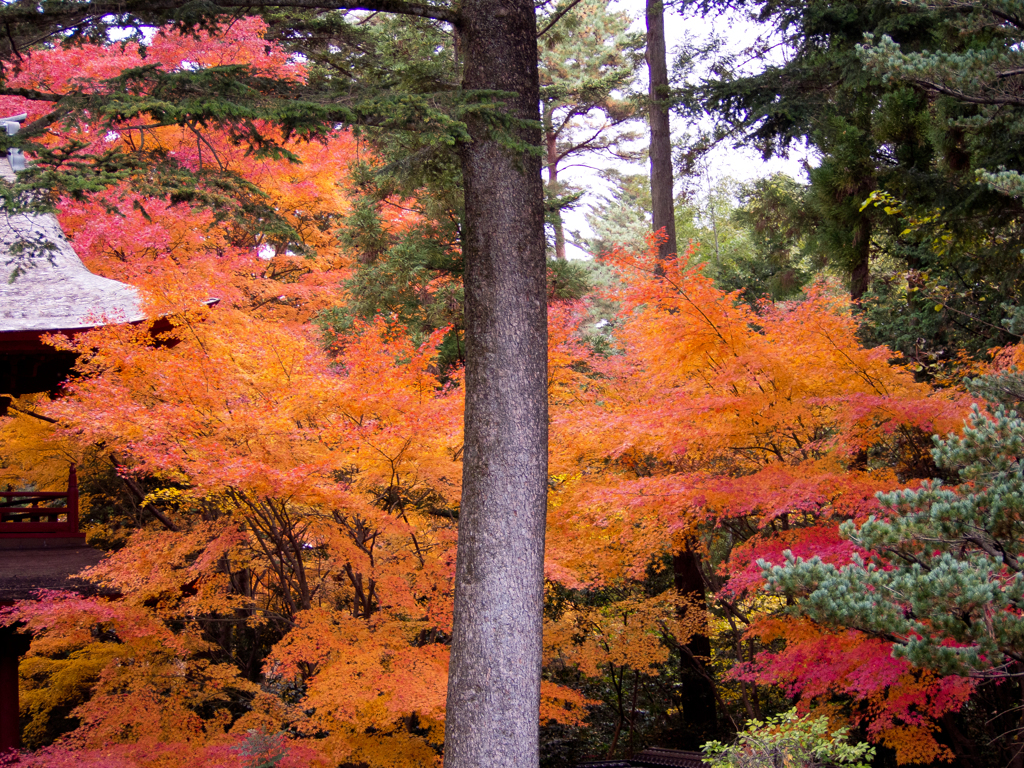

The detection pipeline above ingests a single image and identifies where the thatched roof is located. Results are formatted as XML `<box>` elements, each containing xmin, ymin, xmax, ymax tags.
<box><xmin>0</xmin><ymin>160</ymin><xmax>143</xmax><ymax>334</ymax></box>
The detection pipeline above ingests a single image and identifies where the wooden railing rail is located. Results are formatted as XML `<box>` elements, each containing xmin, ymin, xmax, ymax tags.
<box><xmin>0</xmin><ymin>466</ymin><xmax>81</xmax><ymax>538</ymax></box>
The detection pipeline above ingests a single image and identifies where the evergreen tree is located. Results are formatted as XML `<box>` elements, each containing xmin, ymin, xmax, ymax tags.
<box><xmin>688</xmin><ymin>174</ymin><xmax>814</xmax><ymax>303</ymax></box>
<box><xmin>586</xmin><ymin>170</ymin><xmax>813</xmax><ymax>304</ymax></box>
<box><xmin>677</xmin><ymin>0</ymin><xmax>941</xmax><ymax>299</ymax></box>
<box><xmin>854</xmin><ymin>0</ymin><xmax>1024</xmax><ymax>364</ymax></box>
<box><xmin>764</xmin><ymin>404</ymin><xmax>1024</xmax><ymax>676</ymax></box>
<box><xmin>859</xmin><ymin>0</ymin><xmax>1024</xmax><ymax>196</ymax></box>
<box><xmin>539</xmin><ymin>0</ymin><xmax>644</xmax><ymax>260</ymax></box>
<box><xmin>304</xmin><ymin>13</ymin><xmax>468</xmax><ymax>368</ymax></box>
<box><xmin>763</xmin><ymin>369</ymin><xmax>1024</xmax><ymax>764</ymax></box>
<box><xmin>682</xmin><ymin>0</ymin><xmax>1024</xmax><ymax>362</ymax></box>
<box><xmin>585</xmin><ymin>169</ymin><xmax>652</xmax><ymax>256</ymax></box>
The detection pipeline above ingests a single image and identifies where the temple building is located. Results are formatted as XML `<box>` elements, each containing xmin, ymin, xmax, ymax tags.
<box><xmin>0</xmin><ymin>162</ymin><xmax>144</xmax><ymax>398</ymax></box>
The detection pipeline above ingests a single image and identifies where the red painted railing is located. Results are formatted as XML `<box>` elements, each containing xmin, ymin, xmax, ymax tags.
<box><xmin>0</xmin><ymin>465</ymin><xmax>81</xmax><ymax>539</ymax></box>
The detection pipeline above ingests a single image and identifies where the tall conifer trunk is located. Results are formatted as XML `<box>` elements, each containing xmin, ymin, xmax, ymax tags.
<box><xmin>647</xmin><ymin>0</ymin><xmax>717</xmax><ymax>740</ymax></box>
<box><xmin>0</xmin><ymin>1</ymin><xmax>552</xmax><ymax>763</ymax></box>
<box><xmin>643</xmin><ymin>0</ymin><xmax>716</xmax><ymax>745</ymax></box>
<box><xmin>673</xmin><ymin>548</ymin><xmax>717</xmax><ymax>744</ymax></box>
<box><xmin>545</xmin><ymin>107</ymin><xmax>567</xmax><ymax>261</ymax></box>
<box><xmin>646</xmin><ymin>0</ymin><xmax>676</xmax><ymax>261</ymax></box>
<box><xmin>444</xmin><ymin>0</ymin><xmax>549</xmax><ymax>766</ymax></box>
<box><xmin>851</xmin><ymin>213</ymin><xmax>870</xmax><ymax>300</ymax></box>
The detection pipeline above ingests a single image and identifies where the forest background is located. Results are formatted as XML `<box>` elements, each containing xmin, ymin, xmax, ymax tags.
<box><xmin>2</xmin><ymin>0</ymin><xmax>1024</xmax><ymax>766</ymax></box>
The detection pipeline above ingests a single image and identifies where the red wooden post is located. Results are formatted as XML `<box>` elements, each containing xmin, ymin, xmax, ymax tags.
<box><xmin>0</xmin><ymin>645</ymin><xmax>18</xmax><ymax>752</ymax></box>
<box><xmin>66</xmin><ymin>464</ymin><xmax>78</xmax><ymax>534</ymax></box>
<box><xmin>0</xmin><ymin>622</ymin><xmax>31</xmax><ymax>752</ymax></box>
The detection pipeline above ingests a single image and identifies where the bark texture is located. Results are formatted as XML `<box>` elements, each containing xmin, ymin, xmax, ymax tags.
<box><xmin>546</xmin><ymin>121</ymin><xmax>567</xmax><ymax>261</ymax></box>
<box><xmin>0</xmin><ymin>0</ymin><xmax>551</xmax><ymax>763</ymax></box>
<box><xmin>444</xmin><ymin>0</ymin><xmax>549</xmax><ymax>766</ymax></box>
<box><xmin>646</xmin><ymin>0</ymin><xmax>677</xmax><ymax>261</ymax></box>
<box><xmin>673</xmin><ymin>548</ymin><xmax>718</xmax><ymax>746</ymax></box>
<box><xmin>851</xmin><ymin>213</ymin><xmax>871</xmax><ymax>300</ymax></box>
<box><xmin>649</xmin><ymin>0</ymin><xmax>717</xmax><ymax>739</ymax></box>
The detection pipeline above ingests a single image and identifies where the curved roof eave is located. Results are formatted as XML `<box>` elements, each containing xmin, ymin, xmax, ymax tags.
<box><xmin>0</xmin><ymin>160</ymin><xmax>145</xmax><ymax>335</ymax></box>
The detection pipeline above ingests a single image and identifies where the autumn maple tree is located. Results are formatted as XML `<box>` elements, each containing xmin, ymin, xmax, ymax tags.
<box><xmin>0</xmin><ymin>20</ymin><xmax>586</xmax><ymax>768</ymax></box>
<box><xmin>540</xmin><ymin>238</ymin><xmax>976</xmax><ymax>761</ymax></box>
<box><xmin>3</xmin><ymin>206</ymin><xmax>987</xmax><ymax>765</ymax></box>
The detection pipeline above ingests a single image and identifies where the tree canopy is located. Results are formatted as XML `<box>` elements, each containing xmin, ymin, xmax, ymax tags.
<box><xmin>6</xmin><ymin>1</ymin><xmax>1024</xmax><ymax>767</ymax></box>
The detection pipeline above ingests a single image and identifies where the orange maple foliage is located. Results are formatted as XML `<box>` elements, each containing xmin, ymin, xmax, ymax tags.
<box><xmin>6</xmin><ymin>317</ymin><xmax>468</xmax><ymax>766</ymax></box>
<box><xmin>0</xmin><ymin>20</ymin><xmax>591</xmax><ymax>767</ymax></box>
<box><xmin>0</xmin><ymin>17</ymin><xmax>423</xmax><ymax>325</ymax></box>
<box><xmin>6</xmin><ymin>312</ymin><xmax>591</xmax><ymax>765</ymax></box>
<box><xmin>549</xmin><ymin>241</ymin><xmax>965</xmax><ymax>580</ymax></box>
<box><xmin>542</xmin><ymin>238</ymin><xmax>974</xmax><ymax>760</ymax></box>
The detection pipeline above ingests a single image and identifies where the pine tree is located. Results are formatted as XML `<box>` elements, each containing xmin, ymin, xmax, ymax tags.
<box><xmin>585</xmin><ymin>169</ymin><xmax>653</xmax><ymax>256</ymax></box>
<box><xmin>764</xmin><ymin>402</ymin><xmax>1024</xmax><ymax>676</ymax></box>
<box><xmin>538</xmin><ymin>0</ymin><xmax>644</xmax><ymax>261</ymax></box>
<box><xmin>859</xmin><ymin>0</ymin><xmax>1024</xmax><ymax>196</ymax></box>
<box><xmin>762</xmin><ymin>364</ymin><xmax>1024</xmax><ymax>764</ymax></box>
<box><xmin>678</xmin><ymin>0</ymin><xmax>940</xmax><ymax>299</ymax></box>
<box><xmin>683</xmin><ymin>0</ymin><xmax>1024</xmax><ymax>357</ymax></box>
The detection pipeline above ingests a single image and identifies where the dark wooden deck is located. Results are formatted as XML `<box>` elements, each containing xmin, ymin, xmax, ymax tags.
<box><xmin>578</xmin><ymin>749</ymin><xmax>708</xmax><ymax>768</ymax></box>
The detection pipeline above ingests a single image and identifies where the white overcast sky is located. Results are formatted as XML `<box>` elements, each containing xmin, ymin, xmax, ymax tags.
<box><xmin>560</xmin><ymin>0</ymin><xmax>813</xmax><ymax>258</ymax></box>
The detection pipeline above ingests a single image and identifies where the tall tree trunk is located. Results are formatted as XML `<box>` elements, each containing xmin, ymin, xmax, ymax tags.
<box><xmin>546</xmin><ymin>112</ymin><xmax>566</xmax><ymax>261</ymax></box>
<box><xmin>444</xmin><ymin>1</ymin><xmax>549</xmax><ymax>766</ymax></box>
<box><xmin>648</xmin><ymin>0</ymin><xmax>716</xmax><ymax>741</ymax></box>
<box><xmin>851</xmin><ymin>212</ymin><xmax>870</xmax><ymax>300</ymax></box>
<box><xmin>674</xmin><ymin>548</ymin><xmax>717</xmax><ymax>746</ymax></box>
<box><xmin>553</xmin><ymin>213</ymin><xmax>566</xmax><ymax>261</ymax></box>
<box><xmin>646</xmin><ymin>0</ymin><xmax>676</xmax><ymax>261</ymax></box>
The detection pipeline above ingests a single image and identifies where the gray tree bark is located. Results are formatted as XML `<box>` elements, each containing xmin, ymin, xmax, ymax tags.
<box><xmin>648</xmin><ymin>0</ymin><xmax>718</xmax><ymax>741</ymax></box>
<box><xmin>647</xmin><ymin>0</ymin><xmax>677</xmax><ymax>261</ymax></box>
<box><xmin>444</xmin><ymin>1</ymin><xmax>549</xmax><ymax>767</ymax></box>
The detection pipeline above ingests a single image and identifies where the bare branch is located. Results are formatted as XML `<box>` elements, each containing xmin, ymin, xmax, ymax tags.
<box><xmin>0</xmin><ymin>0</ymin><xmax>460</xmax><ymax>32</ymax></box>
<box><xmin>536</xmin><ymin>0</ymin><xmax>584</xmax><ymax>37</ymax></box>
